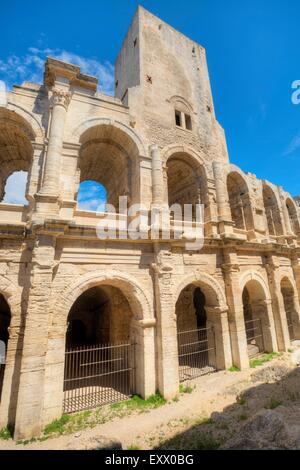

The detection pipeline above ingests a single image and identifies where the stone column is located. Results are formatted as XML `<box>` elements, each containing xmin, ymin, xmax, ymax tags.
<box><xmin>151</xmin><ymin>249</ymin><xmax>179</xmax><ymax>399</ymax></box>
<box><xmin>251</xmin><ymin>299</ymin><xmax>278</xmax><ymax>353</ymax></box>
<box><xmin>279</xmin><ymin>189</ymin><xmax>293</xmax><ymax>238</ymax></box>
<box><xmin>212</xmin><ymin>162</ymin><xmax>233</xmax><ymax>236</ymax></box>
<box><xmin>265</xmin><ymin>256</ymin><xmax>290</xmax><ymax>351</ymax></box>
<box><xmin>206</xmin><ymin>306</ymin><xmax>232</xmax><ymax>370</ymax></box>
<box><xmin>13</xmin><ymin>235</ymin><xmax>56</xmax><ymax>440</ymax></box>
<box><xmin>150</xmin><ymin>145</ymin><xmax>164</xmax><ymax>206</ymax></box>
<box><xmin>292</xmin><ymin>254</ymin><xmax>300</xmax><ymax>298</ymax></box>
<box><xmin>25</xmin><ymin>142</ymin><xmax>44</xmax><ymax>206</ymax></box>
<box><xmin>131</xmin><ymin>319</ymin><xmax>156</xmax><ymax>399</ymax></box>
<box><xmin>221</xmin><ymin>252</ymin><xmax>249</xmax><ymax>369</ymax></box>
<box><xmin>203</xmin><ymin>177</ymin><xmax>219</xmax><ymax>238</ymax></box>
<box><xmin>39</xmin><ymin>89</ymin><xmax>71</xmax><ymax>198</ymax></box>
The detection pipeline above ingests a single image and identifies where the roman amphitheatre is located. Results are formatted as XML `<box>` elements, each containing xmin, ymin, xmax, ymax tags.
<box><xmin>0</xmin><ymin>6</ymin><xmax>299</xmax><ymax>447</ymax></box>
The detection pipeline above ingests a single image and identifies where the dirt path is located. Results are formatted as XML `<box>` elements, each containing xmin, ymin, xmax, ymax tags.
<box><xmin>1</xmin><ymin>349</ymin><xmax>299</xmax><ymax>450</ymax></box>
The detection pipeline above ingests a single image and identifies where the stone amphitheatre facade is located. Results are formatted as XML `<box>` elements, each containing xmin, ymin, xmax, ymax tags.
<box><xmin>0</xmin><ymin>6</ymin><xmax>299</xmax><ymax>440</ymax></box>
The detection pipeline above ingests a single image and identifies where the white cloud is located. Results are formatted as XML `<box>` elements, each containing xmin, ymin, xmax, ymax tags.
<box><xmin>0</xmin><ymin>47</ymin><xmax>115</xmax><ymax>95</ymax></box>
<box><xmin>283</xmin><ymin>133</ymin><xmax>300</xmax><ymax>156</ymax></box>
<box><xmin>2</xmin><ymin>171</ymin><xmax>28</xmax><ymax>205</ymax></box>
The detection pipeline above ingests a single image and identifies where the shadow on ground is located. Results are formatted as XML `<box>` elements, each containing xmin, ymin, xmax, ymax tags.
<box><xmin>156</xmin><ymin>363</ymin><xmax>300</xmax><ymax>450</ymax></box>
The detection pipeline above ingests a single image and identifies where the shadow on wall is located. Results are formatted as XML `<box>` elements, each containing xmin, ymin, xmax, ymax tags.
<box><xmin>156</xmin><ymin>364</ymin><xmax>300</xmax><ymax>450</ymax></box>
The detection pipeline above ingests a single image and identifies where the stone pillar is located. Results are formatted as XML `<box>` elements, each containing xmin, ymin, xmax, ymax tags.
<box><xmin>203</xmin><ymin>177</ymin><xmax>219</xmax><ymax>238</ymax></box>
<box><xmin>0</xmin><ymin>304</ymin><xmax>23</xmax><ymax>430</ymax></box>
<box><xmin>212</xmin><ymin>162</ymin><xmax>233</xmax><ymax>236</ymax></box>
<box><xmin>150</xmin><ymin>145</ymin><xmax>164</xmax><ymax>206</ymax></box>
<box><xmin>292</xmin><ymin>254</ymin><xmax>300</xmax><ymax>299</ymax></box>
<box><xmin>132</xmin><ymin>319</ymin><xmax>156</xmax><ymax>399</ymax></box>
<box><xmin>252</xmin><ymin>299</ymin><xmax>278</xmax><ymax>353</ymax></box>
<box><xmin>206</xmin><ymin>306</ymin><xmax>232</xmax><ymax>370</ymax></box>
<box><xmin>151</xmin><ymin>249</ymin><xmax>179</xmax><ymax>399</ymax></box>
<box><xmin>221</xmin><ymin>252</ymin><xmax>249</xmax><ymax>369</ymax></box>
<box><xmin>14</xmin><ymin>235</ymin><xmax>56</xmax><ymax>440</ymax></box>
<box><xmin>25</xmin><ymin>142</ymin><xmax>44</xmax><ymax>207</ymax></box>
<box><xmin>265</xmin><ymin>257</ymin><xmax>291</xmax><ymax>351</ymax></box>
<box><xmin>279</xmin><ymin>190</ymin><xmax>294</xmax><ymax>242</ymax></box>
<box><xmin>35</xmin><ymin>89</ymin><xmax>71</xmax><ymax>215</ymax></box>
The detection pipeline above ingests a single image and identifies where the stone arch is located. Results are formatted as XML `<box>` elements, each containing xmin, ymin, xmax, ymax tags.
<box><xmin>161</xmin><ymin>146</ymin><xmax>210</xmax><ymax>227</ymax></box>
<box><xmin>174</xmin><ymin>272</ymin><xmax>227</xmax><ymax>309</ymax></box>
<box><xmin>262</xmin><ymin>182</ymin><xmax>284</xmax><ymax>237</ymax></box>
<box><xmin>4</xmin><ymin>103</ymin><xmax>44</xmax><ymax>143</ymax></box>
<box><xmin>72</xmin><ymin>119</ymin><xmax>146</xmax><ymax>207</ymax></box>
<box><xmin>239</xmin><ymin>271</ymin><xmax>271</xmax><ymax>301</ymax></box>
<box><xmin>72</xmin><ymin>117</ymin><xmax>146</xmax><ymax>158</ymax></box>
<box><xmin>54</xmin><ymin>270</ymin><xmax>153</xmax><ymax>332</ymax></box>
<box><xmin>161</xmin><ymin>144</ymin><xmax>207</xmax><ymax>171</ymax></box>
<box><xmin>174</xmin><ymin>272</ymin><xmax>230</xmax><ymax>377</ymax></box>
<box><xmin>0</xmin><ymin>107</ymin><xmax>38</xmax><ymax>203</ymax></box>
<box><xmin>168</xmin><ymin>96</ymin><xmax>195</xmax><ymax>115</ymax></box>
<box><xmin>280</xmin><ymin>275</ymin><xmax>300</xmax><ymax>342</ymax></box>
<box><xmin>0</xmin><ymin>276</ymin><xmax>20</xmax><ymax>318</ymax></box>
<box><xmin>226</xmin><ymin>169</ymin><xmax>254</xmax><ymax>231</ymax></box>
<box><xmin>43</xmin><ymin>271</ymin><xmax>155</xmax><ymax>419</ymax></box>
<box><xmin>286</xmin><ymin>197</ymin><xmax>300</xmax><ymax>235</ymax></box>
<box><xmin>240</xmin><ymin>271</ymin><xmax>277</xmax><ymax>356</ymax></box>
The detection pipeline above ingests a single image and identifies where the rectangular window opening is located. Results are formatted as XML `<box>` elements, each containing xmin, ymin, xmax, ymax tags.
<box><xmin>175</xmin><ymin>110</ymin><xmax>182</xmax><ymax>127</ymax></box>
<box><xmin>185</xmin><ymin>114</ymin><xmax>192</xmax><ymax>130</ymax></box>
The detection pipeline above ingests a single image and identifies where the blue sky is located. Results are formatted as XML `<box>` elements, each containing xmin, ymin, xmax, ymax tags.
<box><xmin>0</xmin><ymin>0</ymin><xmax>299</xmax><ymax>207</ymax></box>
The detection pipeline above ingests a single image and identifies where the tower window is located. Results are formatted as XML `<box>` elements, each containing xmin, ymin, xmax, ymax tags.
<box><xmin>175</xmin><ymin>110</ymin><xmax>182</xmax><ymax>127</ymax></box>
<box><xmin>134</xmin><ymin>38</ymin><xmax>137</xmax><ymax>48</ymax></box>
<box><xmin>185</xmin><ymin>114</ymin><xmax>192</xmax><ymax>130</ymax></box>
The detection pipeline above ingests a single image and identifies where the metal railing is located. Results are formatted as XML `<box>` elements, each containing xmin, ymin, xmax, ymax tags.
<box><xmin>0</xmin><ymin>363</ymin><xmax>5</xmax><ymax>402</ymax></box>
<box><xmin>287</xmin><ymin>320</ymin><xmax>295</xmax><ymax>342</ymax></box>
<box><xmin>63</xmin><ymin>341</ymin><xmax>135</xmax><ymax>414</ymax></box>
<box><xmin>245</xmin><ymin>318</ymin><xmax>264</xmax><ymax>357</ymax></box>
<box><xmin>177</xmin><ymin>326</ymin><xmax>217</xmax><ymax>382</ymax></box>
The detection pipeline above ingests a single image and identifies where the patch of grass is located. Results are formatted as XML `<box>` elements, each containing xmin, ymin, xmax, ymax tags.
<box><xmin>110</xmin><ymin>394</ymin><xmax>166</xmax><ymax>413</ymax></box>
<box><xmin>172</xmin><ymin>396</ymin><xmax>179</xmax><ymax>403</ymax></box>
<box><xmin>250</xmin><ymin>352</ymin><xmax>280</xmax><ymax>368</ymax></box>
<box><xmin>193</xmin><ymin>416</ymin><xmax>213</xmax><ymax>426</ymax></box>
<box><xmin>44</xmin><ymin>414</ymin><xmax>71</xmax><ymax>435</ymax></box>
<box><xmin>228</xmin><ymin>365</ymin><xmax>241</xmax><ymax>372</ymax></box>
<box><xmin>16</xmin><ymin>437</ymin><xmax>38</xmax><ymax>446</ymax></box>
<box><xmin>0</xmin><ymin>426</ymin><xmax>13</xmax><ymax>440</ymax></box>
<box><xmin>179</xmin><ymin>384</ymin><xmax>194</xmax><ymax>394</ymax></box>
<box><xmin>42</xmin><ymin>394</ymin><xmax>167</xmax><ymax>439</ymax></box>
<box><xmin>127</xmin><ymin>444</ymin><xmax>141</xmax><ymax>450</ymax></box>
<box><xmin>288</xmin><ymin>348</ymin><xmax>294</xmax><ymax>353</ymax></box>
<box><xmin>265</xmin><ymin>398</ymin><xmax>282</xmax><ymax>410</ymax></box>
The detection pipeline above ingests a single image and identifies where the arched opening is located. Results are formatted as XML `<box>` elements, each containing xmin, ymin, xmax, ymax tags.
<box><xmin>77</xmin><ymin>124</ymin><xmax>140</xmax><ymax>210</ymax></box>
<box><xmin>242</xmin><ymin>280</ymin><xmax>272</xmax><ymax>358</ymax></box>
<box><xmin>227</xmin><ymin>172</ymin><xmax>253</xmax><ymax>231</ymax></box>
<box><xmin>166</xmin><ymin>152</ymin><xmax>208</xmax><ymax>225</ymax></box>
<box><xmin>77</xmin><ymin>180</ymin><xmax>107</xmax><ymax>212</ymax></box>
<box><xmin>263</xmin><ymin>184</ymin><xmax>283</xmax><ymax>237</ymax></box>
<box><xmin>0</xmin><ymin>294</ymin><xmax>11</xmax><ymax>402</ymax></box>
<box><xmin>175</xmin><ymin>282</ymin><xmax>225</xmax><ymax>382</ymax></box>
<box><xmin>0</xmin><ymin>108</ymin><xmax>34</xmax><ymax>204</ymax></box>
<box><xmin>64</xmin><ymin>285</ymin><xmax>135</xmax><ymax>413</ymax></box>
<box><xmin>281</xmin><ymin>278</ymin><xmax>298</xmax><ymax>342</ymax></box>
<box><xmin>2</xmin><ymin>171</ymin><xmax>28</xmax><ymax>205</ymax></box>
<box><xmin>286</xmin><ymin>198</ymin><xmax>300</xmax><ymax>236</ymax></box>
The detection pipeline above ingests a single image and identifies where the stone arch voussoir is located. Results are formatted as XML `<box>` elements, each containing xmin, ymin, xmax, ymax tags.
<box><xmin>53</xmin><ymin>270</ymin><xmax>153</xmax><ymax>331</ymax></box>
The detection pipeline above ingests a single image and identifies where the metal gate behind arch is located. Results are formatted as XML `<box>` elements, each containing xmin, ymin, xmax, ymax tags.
<box><xmin>178</xmin><ymin>326</ymin><xmax>217</xmax><ymax>382</ymax></box>
<box><xmin>0</xmin><ymin>363</ymin><xmax>5</xmax><ymax>402</ymax></box>
<box><xmin>63</xmin><ymin>341</ymin><xmax>135</xmax><ymax>413</ymax></box>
